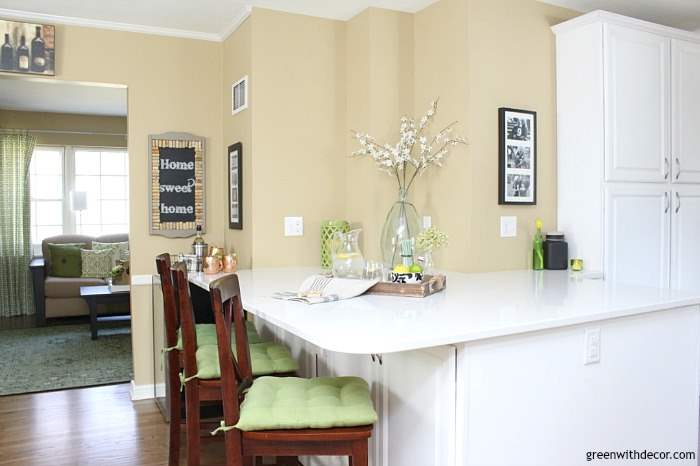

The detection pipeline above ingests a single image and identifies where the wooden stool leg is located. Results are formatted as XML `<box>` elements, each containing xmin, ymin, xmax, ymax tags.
<box><xmin>223</xmin><ymin>430</ymin><xmax>245</xmax><ymax>466</ymax></box>
<box><xmin>185</xmin><ymin>382</ymin><xmax>200</xmax><ymax>466</ymax></box>
<box><xmin>167</xmin><ymin>357</ymin><xmax>181</xmax><ymax>466</ymax></box>
<box><xmin>350</xmin><ymin>440</ymin><xmax>368</xmax><ymax>466</ymax></box>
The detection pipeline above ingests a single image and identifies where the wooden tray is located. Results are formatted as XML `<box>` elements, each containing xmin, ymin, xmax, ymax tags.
<box><xmin>367</xmin><ymin>274</ymin><xmax>446</xmax><ymax>298</ymax></box>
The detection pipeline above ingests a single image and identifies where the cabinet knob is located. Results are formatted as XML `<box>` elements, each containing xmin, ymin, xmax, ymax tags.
<box><xmin>665</xmin><ymin>192</ymin><xmax>670</xmax><ymax>213</ymax></box>
<box><xmin>665</xmin><ymin>158</ymin><xmax>670</xmax><ymax>180</ymax></box>
<box><xmin>676</xmin><ymin>192</ymin><xmax>681</xmax><ymax>214</ymax></box>
<box><xmin>675</xmin><ymin>158</ymin><xmax>680</xmax><ymax>180</ymax></box>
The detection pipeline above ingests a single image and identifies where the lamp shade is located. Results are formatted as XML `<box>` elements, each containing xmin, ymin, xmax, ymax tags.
<box><xmin>71</xmin><ymin>191</ymin><xmax>87</xmax><ymax>211</ymax></box>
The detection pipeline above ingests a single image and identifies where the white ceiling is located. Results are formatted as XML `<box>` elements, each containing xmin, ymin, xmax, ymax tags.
<box><xmin>539</xmin><ymin>0</ymin><xmax>700</xmax><ymax>31</ymax></box>
<box><xmin>0</xmin><ymin>77</ymin><xmax>127</xmax><ymax>116</ymax></box>
<box><xmin>0</xmin><ymin>0</ymin><xmax>440</xmax><ymax>41</ymax></box>
<box><xmin>1</xmin><ymin>0</ymin><xmax>698</xmax><ymax>42</ymax></box>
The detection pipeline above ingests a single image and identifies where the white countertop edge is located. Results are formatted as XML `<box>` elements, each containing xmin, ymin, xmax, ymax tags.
<box><xmin>243</xmin><ymin>298</ymin><xmax>700</xmax><ymax>355</ymax></box>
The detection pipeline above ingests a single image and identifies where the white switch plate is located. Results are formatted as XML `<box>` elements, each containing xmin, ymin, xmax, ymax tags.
<box><xmin>422</xmin><ymin>216</ymin><xmax>432</xmax><ymax>229</ymax></box>
<box><xmin>584</xmin><ymin>328</ymin><xmax>601</xmax><ymax>365</ymax></box>
<box><xmin>284</xmin><ymin>217</ymin><xmax>304</xmax><ymax>237</ymax></box>
<box><xmin>500</xmin><ymin>216</ymin><xmax>517</xmax><ymax>238</ymax></box>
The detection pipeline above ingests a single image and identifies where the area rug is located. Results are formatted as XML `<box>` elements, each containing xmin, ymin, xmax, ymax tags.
<box><xmin>0</xmin><ymin>323</ymin><xmax>133</xmax><ymax>396</ymax></box>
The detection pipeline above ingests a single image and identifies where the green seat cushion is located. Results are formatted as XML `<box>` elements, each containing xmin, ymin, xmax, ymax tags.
<box><xmin>235</xmin><ymin>376</ymin><xmax>377</xmax><ymax>431</ymax></box>
<box><xmin>194</xmin><ymin>341</ymin><xmax>299</xmax><ymax>378</ymax></box>
<box><xmin>176</xmin><ymin>321</ymin><xmax>263</xmax><ymax>350</ymax></box>
<box><xmin>48</xmin><ymin>243</ymin><xmax>85</xmax><ymax>278</ymax></box>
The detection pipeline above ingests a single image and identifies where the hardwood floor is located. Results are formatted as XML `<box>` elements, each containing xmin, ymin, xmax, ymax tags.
<box><xmin>0</xmin><ymin>383</ymin><xmax>226</xmax><ymax>466</ymax></box>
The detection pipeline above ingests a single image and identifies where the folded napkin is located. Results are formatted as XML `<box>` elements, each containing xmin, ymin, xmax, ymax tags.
<box><xmin>272</xmin><ymin>275</ymin><xmax>379</xmax><ymax>305</ymax></box>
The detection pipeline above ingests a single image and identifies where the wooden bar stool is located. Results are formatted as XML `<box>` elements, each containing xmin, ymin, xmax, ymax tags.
<box><xmin>156</xmin><ymin>254</ymin><xmax>287</xmax><ymax>466</ymax></box>
<box><xmin>171</xmin><ymin>262</ymin><xmax>299</xmax><ymax>466</ymax></box>
<box><xmin>209</xmin><ymin>274</ymin><xmax>376</xmax><ymax>466</ymax></box>
<box><xmin>155</xmin><ymin>253</ymin><xmax>184</xmax><ymax>466</ymax></box>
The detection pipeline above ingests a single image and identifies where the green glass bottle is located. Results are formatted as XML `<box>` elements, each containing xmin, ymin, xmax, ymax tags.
<box><xmin>533</xmin><ymin>218</ymin><xmax>544</xmax><ymax>270</ymax></box>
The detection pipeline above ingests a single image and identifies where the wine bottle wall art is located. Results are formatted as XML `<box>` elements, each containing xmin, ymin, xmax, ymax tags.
<box><xmin>0</xmin><ymin>19</ymin><xmax>54</xmax><ymax>76</ymax></box>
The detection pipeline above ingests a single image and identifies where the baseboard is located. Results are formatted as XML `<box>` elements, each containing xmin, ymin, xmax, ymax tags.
<box><xmin>129</xmin><ymin>380</ymin><xmax>165</xmax><ymax>401</ymax></box>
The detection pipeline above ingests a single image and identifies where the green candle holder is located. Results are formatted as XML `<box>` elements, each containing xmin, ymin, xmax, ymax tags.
<box><xmin>321</xmin><ymin>220</ymin><xmax>349</xmax><ymax>269</ymax></box>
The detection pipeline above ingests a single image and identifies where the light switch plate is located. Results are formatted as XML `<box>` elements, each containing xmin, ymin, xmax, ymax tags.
<box><xmin>584</xmin><ymin>328</ymin><xmax>601</xmax><ymax>365</ymax></box>
<box><xmin>422</xmin><ymin>216</ymin><xmax>432</xmax><ymax>229</ymax></box>
<box><xmin>500</xmin><ymin>216</ymin><xmax>517</xmax><ymax>238</ymax></box>
<box><xmin>284</xmin><ymin>217</ymin><xmax>304</xmax><ymax>237</ymax></box>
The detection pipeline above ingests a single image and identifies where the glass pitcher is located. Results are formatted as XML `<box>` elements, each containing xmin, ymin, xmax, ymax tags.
<box><xmin>331</xmin><ymin>229</ymin><xmax>366</xmax><ymax>279</ymax></box>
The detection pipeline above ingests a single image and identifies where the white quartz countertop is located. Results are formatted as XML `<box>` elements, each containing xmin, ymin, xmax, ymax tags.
<box><xmin>189</xmin><ymin>267</ymin><xmax>700</xmax><ymax>354</ymax></box>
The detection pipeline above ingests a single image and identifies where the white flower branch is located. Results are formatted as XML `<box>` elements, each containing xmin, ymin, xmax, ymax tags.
<box><xmin>351</xmin><ymin>98</ymin><xmax>466</xmax><ymax>193</ymax></box>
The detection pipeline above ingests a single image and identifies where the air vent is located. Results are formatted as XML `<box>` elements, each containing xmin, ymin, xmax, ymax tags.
<box><xmin>232</xmin><ymin>76</ymin><xmax>248</xmax><ymax>115</ymax></box>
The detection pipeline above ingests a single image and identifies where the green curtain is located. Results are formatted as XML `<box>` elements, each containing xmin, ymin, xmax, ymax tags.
<box><xmin>0</xmin><ymin>132</ymin><xmax>36</xmax><ymax>317</ymax></box>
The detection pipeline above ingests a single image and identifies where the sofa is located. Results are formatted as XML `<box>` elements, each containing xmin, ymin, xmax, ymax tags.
<box><xmin>29</xmin><ymin>233</ymin><xmax>128</xmax><ymax>325</ymax></box>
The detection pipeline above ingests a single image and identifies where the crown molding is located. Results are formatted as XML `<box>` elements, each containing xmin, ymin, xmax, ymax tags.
<box><xmin>219</xmin><ymin>5</ymin><xmax>252</xmax><ymax>41</ymax></box>
<box><xmin>0</xmin><ymin>7</ymin><xmax>223</xmax><ymax>42</ymax></box>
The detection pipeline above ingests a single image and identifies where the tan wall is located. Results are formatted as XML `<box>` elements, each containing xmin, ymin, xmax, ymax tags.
<box><xmin>223</xmin><ymin>18</ymin><xmax>253</xmax><ymax>268</ymax></box>
<box><xmin>41</xmin><ymin>24</ymin><xmax>224</xmax><ymax>386</ymax></box>
<box><xmin>0</xmin><ymin>109</ymin><xmax>127</xmax><ymax>147</ymax></box>
<box><xmin>345</xmin><ymin>8</ymin><xmax>415</xmax><ymax>258</ymax></box>
<box><xmin>248</xmin><ymin>8</ymin><xmax>347</xmax><ymax>267</ymax></box>
<box><xmin>346</xmin><ymin>0</ymin><xmax>576</xmax><ymax>272</ymax></box>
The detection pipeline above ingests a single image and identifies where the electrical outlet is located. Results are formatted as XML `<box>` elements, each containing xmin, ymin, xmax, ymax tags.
<box><xmin>500</xmin><ymin>216</ymin><xmax>517</xmax><ymax>238</ymax></box>
<box><xmin>284</xmin><ymin>217</ymin><xmax>304</xmax><ymax>237</ymax></box>
<box><xmin>584</xmin><ymin>328</ymin><xmax>601</xmax><ymax>365</ymax></box>
<box><xmin>422</xmin><ymin>216</ymin><xmax>432</xmax><ymax>229</ymax></box>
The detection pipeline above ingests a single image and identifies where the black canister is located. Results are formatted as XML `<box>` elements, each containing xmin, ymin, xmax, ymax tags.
<box><xmin>544</xmin><ymin>232</ymin><xmax>568</xmax><ymax>270</ymax></box>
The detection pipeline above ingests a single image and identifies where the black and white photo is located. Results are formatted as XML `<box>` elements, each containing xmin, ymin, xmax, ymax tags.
<box><xmin>499</xmin><ymin>108</ymin><xmax>536</xmax><ymax>205</ymax></box>
<box><xmin>229</xmin><ymin>142</ymin><xmax>243</xmax><ymax>229</ymax></box>
<box><xmin>506</xmin><ymin>145</ymin><xmax>531</xmax><ymax>169</ymax></box>
<box><xmin>506</xmin><ymin>174</ymin><xmax>532</xmax><ymax>198</ymax></box>
<box><xmin>506</xmin><ymin>115</ymin><xmax>532</xmax><ymax>141</ymax></box>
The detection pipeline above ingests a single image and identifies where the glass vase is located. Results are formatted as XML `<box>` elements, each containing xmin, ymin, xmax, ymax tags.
<box><xmin>380</xmin><ymin>189</ymin><xmax>420</xmax><ymax>268</ymax></box>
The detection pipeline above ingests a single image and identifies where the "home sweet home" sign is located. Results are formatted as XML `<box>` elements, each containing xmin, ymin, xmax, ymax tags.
<box><xmin>149</xmin><ymin>132</ymin><xmax>206</xmax><ymax>237</ymax></box>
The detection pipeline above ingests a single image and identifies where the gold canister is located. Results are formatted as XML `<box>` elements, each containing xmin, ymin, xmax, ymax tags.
<box><xmin>223</xmin><ymin>253</ymin><xmax>238</xmax><ymax>273</ymax></box>
<box><xmin>208</xmin><ymin>246</ymin><xmax>225</xmax><ymax>259</ymax></box>
<box><xmin>203</xmin><ymin>256</ymin><xmax>223</xmax><ymax>274</ymax></box>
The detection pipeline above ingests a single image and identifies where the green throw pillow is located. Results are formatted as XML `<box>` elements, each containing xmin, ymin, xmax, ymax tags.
<box><xmin>48</xmin><ymin>243</ymin><xmax>84</xmax><ymax>278</ymax></box>
<box><xmin>81</xmin><ymin>248</ymin><xmax>114</xmax><ymax>279</ymax></box>
<box><xmin>92</xmin><ymin>241</ymin><xmax>129</xmax><ymax>265</ymax></box>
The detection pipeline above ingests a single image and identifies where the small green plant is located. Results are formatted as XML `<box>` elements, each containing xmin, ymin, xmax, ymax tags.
<box><xmin>416</xmin><ymin>226</ymin><xmax>448</xmax><ymax>253</ymax></box>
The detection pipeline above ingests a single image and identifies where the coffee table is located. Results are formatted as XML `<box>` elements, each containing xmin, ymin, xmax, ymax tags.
<box><xmin>80</xmin><ymin>285</ymin><xmax>131</xmax><ymax>340</ymax></box>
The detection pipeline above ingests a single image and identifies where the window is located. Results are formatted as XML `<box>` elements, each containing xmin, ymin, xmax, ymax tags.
<box><xmin>74</xmin><ymin>148</ymin><xmax>129</xmax><ymax>236</ymax></box>
<box><xmin>29</xmin><ymin>147</ymin><xmax>65</xmax><ymax>249</ymax></box>
<box><xmin>29</xmin><ymin>146</ymin><xmax>129</xmax><ymax>254</ymax></box>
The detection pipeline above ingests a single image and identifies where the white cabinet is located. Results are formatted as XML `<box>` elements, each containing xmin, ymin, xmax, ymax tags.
<box><xmin>604</xmin><ymin>184</ymin><xmax>670</xmax><ymax>288</ymax></box>
<box><xmin>671</xmin><ymin>187</ymin><xmax>700</xmax><ymax>291</ymax></box>
<box><xmin>672</xmin><ymin>39</ymin><xmax>700</xmax><ymax>183</ymax></box>
<box><xmin>378</xmin><ymin>348</ymin><xmax>456</xmax><ymax>466</ymax></box>
<box><xmin>310</xmin><ymin>347</ymin><xmax>456</xmax><ymax>466</ymax></box>
<box><xmin>555</xmin><ymin>12</ymin><xmax>700</xmax><ymax>291</ymax></box>
<box><xmin>604</xmin><ymin>24</ymin><xmax>670</xmax><ymax>183</ymax></box>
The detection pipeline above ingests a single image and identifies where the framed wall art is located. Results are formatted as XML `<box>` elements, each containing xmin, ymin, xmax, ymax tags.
<box><xmin>498</xmin><ymin>107</ymin><xmax>537</xmax><ymax>205</ymax></box>
<box><xmin>228</xmin><ymin>142</ymin><xmax>242</xmax><ymax>229</ymax></box>
<box><xmin>149</xmin><ymin>132</ymin><xmax>205</xmax><ymax>237</ymax></box>
<box><xmin>0</xmin><ymin>19</ymin><xmax>55</xmax><ymax>76</ymax></box>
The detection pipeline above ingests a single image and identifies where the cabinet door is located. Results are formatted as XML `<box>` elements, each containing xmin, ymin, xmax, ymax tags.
<box><xmin>671</xmin><ymin>187</ymin><xmax>700</xmax><ymax>290</ymax></box>
<box><xmin>604</xmin><ymin>25</ymin><xmax>670</xmax><ymax>182</ymax></box>
<box><xmin>604</xmin><ymin>184</ymin><xmax>670</xmax><ymax>288</ymax></box>
<box><xmin>672</xmin><ymin>40</ymin><xmax>700</xmax><ymax>183</ymax></box>
<box><xmin>379</xmin><ymin>347</ymin><xmax>457</xmax><ymax>466</ymax></box>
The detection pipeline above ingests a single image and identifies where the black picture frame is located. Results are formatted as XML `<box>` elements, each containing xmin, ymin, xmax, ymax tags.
<box><xmin>228</xmin><ymin>142</ymin><xmax>243</xmax><ymax>229</ymax></box>
<box><xmin>498</xmin><ymin>107</ymin><xmax>537</xmax><ymax>205</ymax></box>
